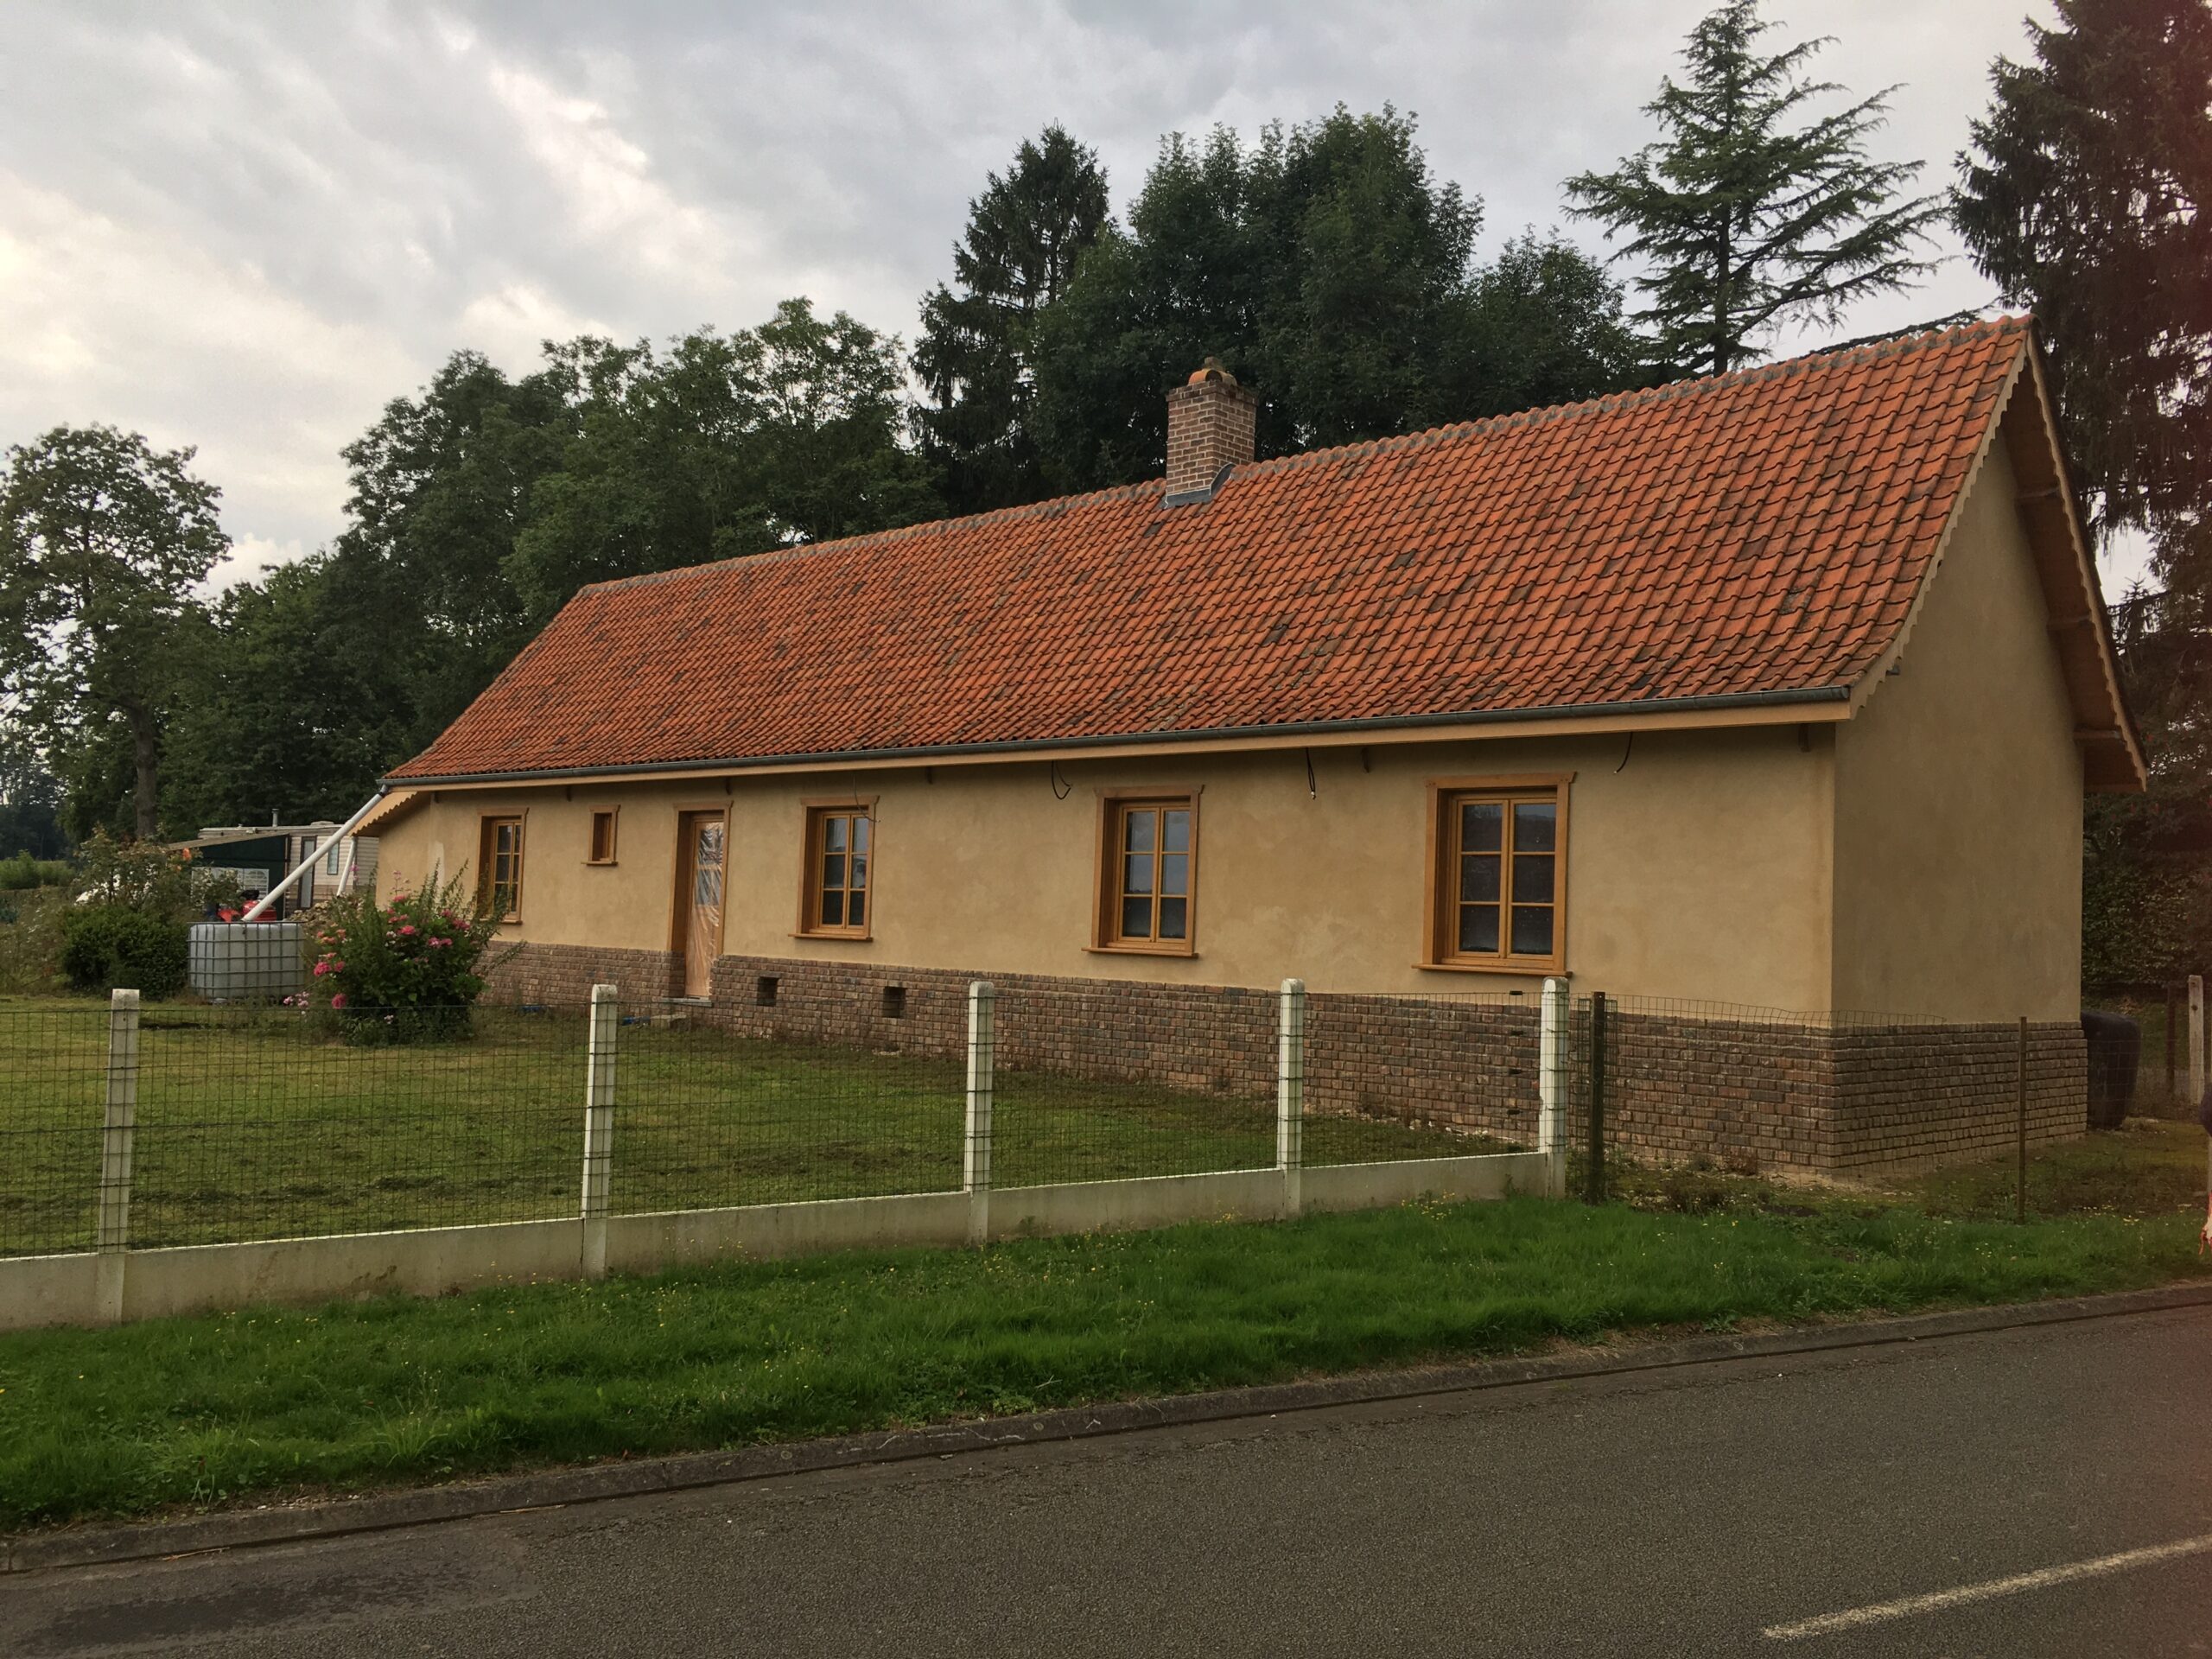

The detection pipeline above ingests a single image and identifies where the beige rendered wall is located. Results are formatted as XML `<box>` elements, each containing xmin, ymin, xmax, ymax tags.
<box><xmin>375</xmin><ymin>721</ymin><xmax>1836</xmax><ymax>1006</ymax></box>
<box><xmin>1829</xmin><ymin>434</ymin><xmax>2084</xmax><ymax>1020</ymax></box>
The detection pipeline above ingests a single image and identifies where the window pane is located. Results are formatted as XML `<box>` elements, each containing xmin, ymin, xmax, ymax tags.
<box><xmin>823</xmin><ymin>853</ymin><xmax>846</xmax><ymax>891</ymax></box>
<box><xmin>1121</xmin><ymin>894</ymin><xmax>1152</xmax><ymax>938</ymax></box>
<box><xmin>852</xmin><ymin>816</ymin><xmax>871</xmax><ymax>853</ymax></box>
<box><xmin>1513</xmin><ymin>802</ymin><xmax>1556</xmax><ymax>852</ymax></box>
<box><xmin>1459</xmin><ymin>854</ymin><xmax>1500</xmax><ymax>904</ymax></box>
<box><xmin>1458</xmin><ymin>904</ymin><xmax>1499</xmax><ymax>954</ymax></box>
<box><xmin>849</xmin><ymin>890</ymin><xmax>866</xmax><ymax>928</ymax></box>
<box><xmin>1123</xmin><ymin>809</ymin><xmax>1155</xmax><ymax>854</ymax></box>
<box><xmin>1510</xmin><ymin>906</ymin><xmax>1554</xmax><ymax>956</ymax></box>
<box><xmin>1163</xmin><ymin>810</ymin><xmax>1190</xmax><ymax>853</ymax></box>
<box><xmin>821</xmin><ymin>889</ymin><xmax>845</xmax><ymax>927</ymax></box>
<box><xmin>496</xmin><ymin>822</ymin><xmax>519</xmax><ymax>855</ymax></box>
<box><xmin>1512</xmin><ymin>853</ymin><xmax>1554</xmax><ymax>903</ymax></box>
<box><xmin>850</xmin><ymin>852</ymin><xmax>868</xmax><ymax>892</ymax></box>
<box><xmin>1459</xmin><ymin>801</ymin><xmax>1503</xmax><ymax>852</ymax></box>
<box><xmin>1158</xmin><ymin>896</ymin><xmax>1186</xmax><ymax>939</ymax></box>
<box><xmin>1123</xmin><ymin>853</ymin><xmax>1153</xmax><ymax>895</ymax></box>
<box><xmin>1159</xmin><ymin>853</ymin><xmax>1187</xmax><ymax>897</ymax></box>
<box><xmin>823</xmin><ymin>816</ymin><xmax>848</xmax><ymax>854</ymax></box>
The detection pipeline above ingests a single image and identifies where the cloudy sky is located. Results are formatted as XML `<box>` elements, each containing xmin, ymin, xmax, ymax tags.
<box><xmin>8</xmin><ymin>1</ymin><xmax>2125</xmax><ymax>590</ymax></box>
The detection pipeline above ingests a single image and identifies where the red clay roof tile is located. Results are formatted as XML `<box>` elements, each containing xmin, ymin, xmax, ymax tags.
<box><xmin>391</xmin><ymin>318</ymin><xmax>2033</xmax><ymax>782</ymax></box>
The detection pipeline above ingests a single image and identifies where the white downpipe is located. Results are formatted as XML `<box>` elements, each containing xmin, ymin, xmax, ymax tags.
<box><xmin>240</xmin><ymin>790</ymin><xmax>385</xmax><ymax>922</ymax></box>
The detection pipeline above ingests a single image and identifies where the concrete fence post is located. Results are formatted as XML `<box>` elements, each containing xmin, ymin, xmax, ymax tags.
<box><xmin>581</xmin><ymin>983</ymin><xmax>618</xmax><ymax>1281</ymax></box>
<box><xmin>1539</xmin><ymin>976</ymin><xmax>1569</xmax><ymax>1197</ymax></box>
<box><xmin>964</xmin><ymin>981</ymin><xmax>995</xmax><ymax>1248</ymax></box>
<box><xmin>96</xmin><ymin>988</ymin><xmax>140</xmax><ymax>1325</ymax></box>
<box><xmin>2192</xmin><ymin>975</ymin><xmax>2206</xmax><ymax>1112</ymax></box>
<box><xmin>1277</xmin><ymin>978</ymin><xmax>1306</xmax><ymax>1219</ymax></box>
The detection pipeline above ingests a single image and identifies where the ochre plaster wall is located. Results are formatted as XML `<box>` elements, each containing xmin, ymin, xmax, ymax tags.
<box><xmin>1829</xmin><ymin>431</ymin><xmax>2084</xmax><ymax>1020</ymax></box>
<box><xmin>374</xmin><ymin>724</ymin><xmax>1835</xmax><ymax>1005</ymax></box>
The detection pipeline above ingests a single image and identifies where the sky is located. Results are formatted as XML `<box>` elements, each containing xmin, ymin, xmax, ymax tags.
<box><xmin>4</xmin><ymin>0</ymin><xmax>2143</xmax><ymax>591</ymax></box>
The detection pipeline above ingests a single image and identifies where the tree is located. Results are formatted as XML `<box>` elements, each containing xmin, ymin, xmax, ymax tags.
<box><xmin>913</xmin><ymin>125</ymin><xmax>1110</xmax><ymax>513</ymax></box>
<box><xmin>1566</xmin><ymin>0</ymin><xmax>1947</xmax><ymax>376</ymax></box>
<box><xmin>1033</xmin><ymin>106</ymin><xmax>1532</xmax><ymax>488</ymax></box>
<box><xmin>0</xmin><ymin>427</ymin><xmax>225</xmax><ymax>839</ymax></box>
<box><xmin>1955</xmin><ymin>0</ymin><xmax>2212</xmax><ymax>543</ymax></box>
<box><xmin>1955</xmin><ymin>0</ymin><xmax>2212</xmax><ymax>987</ymax></box>
<box><xmin>506</xmin><ymin>300</ymin><xmax>938</xmax><ymax>620</ymax></box>
<box><xmin>1452</xmin><ymin>232</ymin><xmax>1665</xmax><ymax>416</ymax></box>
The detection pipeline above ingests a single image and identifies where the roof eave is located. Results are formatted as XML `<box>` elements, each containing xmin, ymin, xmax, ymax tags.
<box><xmin>383</xmin><ymin>685</ymin><xmax>1855</xmax><ymax>789</ymax></box>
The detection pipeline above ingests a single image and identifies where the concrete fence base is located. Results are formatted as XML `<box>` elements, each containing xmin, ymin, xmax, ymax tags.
<box><xmin>0</xmin><ymin>1150</ymin><xmax>1560</xmax><ymax>1333</ymax></box>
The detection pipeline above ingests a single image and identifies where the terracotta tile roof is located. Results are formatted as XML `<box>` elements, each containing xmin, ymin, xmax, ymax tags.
<box><xmin>391</xmin><ymin>318</ymin><xmax>2037</xmax><ymax>782</ymax></box>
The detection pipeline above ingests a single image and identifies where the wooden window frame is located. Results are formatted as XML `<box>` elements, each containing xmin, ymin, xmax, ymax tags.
<box><xmin>1421</xmin><ymin>774</ymin><xmax>1570</xmax><ymax>976</ymax></box>
<box><xmin>1090</xmin><ymin>788</ymin><xmax>1200</xmax><ymax>957</ymax></box>
<box><xmin>587</xmin><ymin>808</ymin><xmax>620</xmax><ymax>867</ymax></box>
<box><xmin>478</xmin><ymin>811</ymin><xmax>525</xmax><ymax>925</ymax></box>
<box><xmin>797</xmin><ymin>797</ymin><xmax>878</xmax><ymax>942</ymax></box>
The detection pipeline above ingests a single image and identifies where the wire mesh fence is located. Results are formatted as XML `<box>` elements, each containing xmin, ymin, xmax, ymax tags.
<box><xmin>988</xmin><ymin>982</ymin><xmax>1281</xmax><ymax>1185</ymax></box>
<box><xmin>610</xmin><ymin>1005</ymin><xmax>963</xmax><ymax>1211</ymax></box>
<box><xmin>0</xmin><ymin>975</ymin><xmax>1570</xmax><ymax>1262</ymax></box>
<box><xmin>1569</xmin><ymin>993</ymin><xmax>2091</xmax><ymax>1182</ymax></box>
<box><xmin>1302</xmin><ymin>988</ymin><xmax>1542</xmax><ymax>1165</ymax></box>
<box><xmin>0</xmin><ymin>1006</ymin><xmax>111</xmax><ymax>1257</ymax></box>
<box><xmin>129</xmin><ymin>1003</ymin><xmax>587</xmax><ymax>1248</ymax></box>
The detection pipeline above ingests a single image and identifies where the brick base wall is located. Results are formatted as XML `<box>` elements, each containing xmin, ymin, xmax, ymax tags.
<box><xmin>480</xmin><ymin>944</ymin><xmax>2086</xmax><ymax>1176</ymax></box>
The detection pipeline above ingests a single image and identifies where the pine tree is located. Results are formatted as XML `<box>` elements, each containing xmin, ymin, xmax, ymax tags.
<box><xmin>912</xmin><ymin>126</ymin><xmax>1110</xmax><ymax>513</ymax></box>
<box><xmin>1956</xmin><ymin>0</ymin><xmax>2212</xmax><ymax>988</ymax></box>
<box><xmin>1566</xmin><ymin>0</ymin><xmax>1946</xmax><ymax>376</ymax></box>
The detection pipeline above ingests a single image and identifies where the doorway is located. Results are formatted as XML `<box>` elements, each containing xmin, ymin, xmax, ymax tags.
<box><xmin>672</xmin><ymin>811</ymin><xmax>727</xmax><ymax>1000</ymax></box>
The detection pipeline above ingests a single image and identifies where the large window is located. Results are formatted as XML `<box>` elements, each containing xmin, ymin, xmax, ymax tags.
<box><xmin>1427</xmin><ymin>779</ymin><xmax>1567</xmax><ymax>972</ymax></box>
<box><xmin>478</xmin><ymin>815</ymin><xmax>524</xmax><ymax>922</ymax></box>
<box><xmin>1096</xmin><ymin>793</ymin><xmax>1197</xmax><ymax>954</ymax></box>
<box><xmin>801</xmin><ymin>803</ymin><xmax>874</xmax><ymax>938</ymax></box>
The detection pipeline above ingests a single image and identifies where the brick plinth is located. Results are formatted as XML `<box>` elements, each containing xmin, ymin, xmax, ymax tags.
<box><xmin>478</xmin><ymin>944</ymin><xmax>2087</xmax><ymax>1176</ymax></box>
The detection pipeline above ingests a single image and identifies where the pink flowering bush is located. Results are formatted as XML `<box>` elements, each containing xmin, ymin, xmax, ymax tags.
<box><xmin>309</xmin><ymin>873</ymin><xmax>505</xmax><ymax>1042</ymax></box>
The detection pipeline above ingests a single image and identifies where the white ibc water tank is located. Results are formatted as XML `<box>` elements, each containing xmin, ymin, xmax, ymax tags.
<box><xmin>188</xmin><ymin>922</ymin><xmax>308</xmax><ymax>1002</ymax></box>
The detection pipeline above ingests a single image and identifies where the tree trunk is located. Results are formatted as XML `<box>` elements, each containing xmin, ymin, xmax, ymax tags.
<box><xmin>129</xmin><ymin>706</ymin><xmax>160</xmax><ymax>842</ymax></box>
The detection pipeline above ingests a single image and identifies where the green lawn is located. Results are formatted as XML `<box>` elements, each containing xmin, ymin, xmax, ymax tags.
<box><xmin>0</xmin><ymin>1001</ymin><xmax>1503</xmax><ymax>1256</ymax></box>
<box><xmin>1</xmin><ymin>1123</ymin><xmax>2204</xmax><ymax>1529</ymax></box>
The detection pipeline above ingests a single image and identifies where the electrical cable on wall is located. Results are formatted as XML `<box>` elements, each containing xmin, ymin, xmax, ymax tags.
<box><xmin>1050</xmin><ymin>760</ymin><xmax>1071</xmax><ymax>800</ymax></box>
<box><xmin>1304</xmin><ymin>748</ymin><xmax>1318</xmax><ymax>799</ymax></box>
<box><xmin>1616</xmin><ymin>732</ymin><xmax>1635</xmax><ymax>772</ymax></box>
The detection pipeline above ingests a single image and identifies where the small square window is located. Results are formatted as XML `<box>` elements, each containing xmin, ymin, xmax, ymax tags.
<box><xmin>756</xmin><ymin>975</ymin><xmax>779</xmax><ymax>1007</ymax></box>
<box><xmin>588</xmin><ymin>810</ymin><xmax>619</xmax><ymax>865</ymax></box>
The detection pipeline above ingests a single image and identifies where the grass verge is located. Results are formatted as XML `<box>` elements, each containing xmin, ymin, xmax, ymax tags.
<box><xmin>3</xmin><ymin>1122</ymin><xmax>2206</xmax><ymax>1531</ymax></box>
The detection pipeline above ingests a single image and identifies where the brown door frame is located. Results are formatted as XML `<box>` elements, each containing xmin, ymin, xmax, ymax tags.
<box><xmin>670</xmin><ymin>807</ymin><xmax>728</xmax><ymax>1000</ymax></box>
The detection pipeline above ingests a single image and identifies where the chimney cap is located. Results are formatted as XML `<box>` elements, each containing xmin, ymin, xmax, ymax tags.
<box><xmin>1186</xmin><ymin>356</ymin><xmax>1237</xmax><ymax>387</ymax></box>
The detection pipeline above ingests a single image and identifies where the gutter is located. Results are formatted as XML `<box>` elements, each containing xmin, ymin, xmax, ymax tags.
<box><xmin>382</xmin><ymin>685</ymin><xmax>1854</xmax><ymax>790</ymax></box>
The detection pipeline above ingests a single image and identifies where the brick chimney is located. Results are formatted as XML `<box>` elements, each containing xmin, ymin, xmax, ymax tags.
<box><xmin>1164</xmin><ymin>358</ymin><xmax>1258</xmax><ymax>505</ymax></box>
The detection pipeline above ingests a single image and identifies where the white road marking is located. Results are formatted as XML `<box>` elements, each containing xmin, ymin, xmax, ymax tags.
<box><xmin>1764</xmin><ymin>1531</ymin><xmax>2212</xmax><ymax>1641</ymax></box>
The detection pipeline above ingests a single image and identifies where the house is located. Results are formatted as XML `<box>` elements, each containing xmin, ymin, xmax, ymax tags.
<box><xmin>176</xmin><ymin>821</ymin><xmax>377</xmax><ymax>918</ymax></box>
<box><xmin>364</xmin><ymin>317</ymin><xmax>2143</xmax><ymax>1173</ymax></box>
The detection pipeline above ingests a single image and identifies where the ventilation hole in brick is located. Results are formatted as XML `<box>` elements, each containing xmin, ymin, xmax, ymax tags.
<box><xmin>756</xmin><ymin>975</ymin><xmax>779</xmax><ymax>1008</ymax></box>
<box><xmin>882</xmin><ymin>985</ymin><xmax>906</xmax><ymax>1020</ymax></box>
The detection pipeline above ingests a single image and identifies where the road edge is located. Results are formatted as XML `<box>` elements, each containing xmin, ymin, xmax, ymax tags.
<box><xmin>11</xmin><ymin>1279</ymin><xmax>2212</xmax><ymax>1574</ymax></box>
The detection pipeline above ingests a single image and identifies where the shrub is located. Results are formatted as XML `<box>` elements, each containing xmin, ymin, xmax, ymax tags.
<box><xmin>0</xmin><ymin>887</ymin><xmax>69</xmax><ymax>995</ymax></box>
<box><xmin>0</xmin><ymin>853</ymin><xmax>71</xmax><ymax>892</ymax></box>
<box><xmin>306</xmin><ymin>874</ymin><xmax>505</xmax><ymax>1043</ymax></box>
<box><xmin>60</xmin><ymin>905</ymin><xmax>190</xmax><ymax>999</ymax></box>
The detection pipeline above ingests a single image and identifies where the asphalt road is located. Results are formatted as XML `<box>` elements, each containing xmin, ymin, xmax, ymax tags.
<box><xmin>7</xmin><ymin>1305</ymin><xmax>2212</xmax><ymax>1657</ymax></box>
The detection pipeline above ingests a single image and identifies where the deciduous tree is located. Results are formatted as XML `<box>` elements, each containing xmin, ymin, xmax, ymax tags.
<box><xmin>0</xmin><ymin>427</ymin><xmax>225</xmax><ymax>839</ymax></box>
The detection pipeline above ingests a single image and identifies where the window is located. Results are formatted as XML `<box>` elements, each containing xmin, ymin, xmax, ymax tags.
<box><xmin>1427</xmin><ymin>779</ymin><xmax>1568</xmax><ymax>972</ymax></box>
<box><xmin>801</xmin><ymin>804</ymin><xmax>874</xmax><ymax>938</ymax></box>
<box><xmin>479</xmin><ymin>815</ymin><xmax>524</xmax><ymax>922</ymax></box>
<box><xmin>323</xmin><ymin>837</ymin><xmax>345</xmax><ymax>878</ymax></box>
<box><xmin>1096</xmin><ymin>793</ymin><xmax>1197</xmax><ymax>953</ymax></box>
<box><xmin>588</xmin><ymin>810</ymin><xmax>618</xmax><ymax>865</ymax></box>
